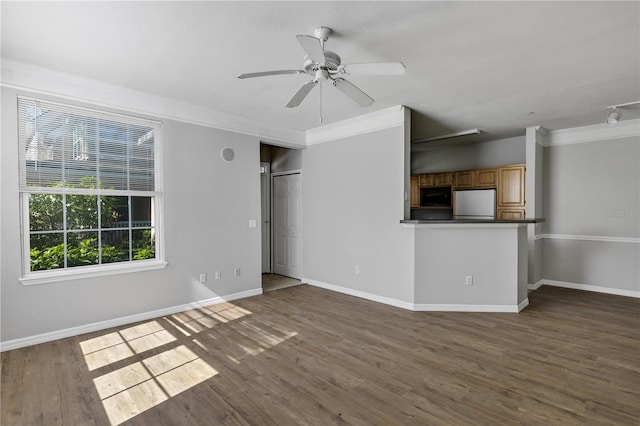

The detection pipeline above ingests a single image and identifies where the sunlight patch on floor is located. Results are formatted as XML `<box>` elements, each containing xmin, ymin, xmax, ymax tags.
<box><xmin>94</xmin><ymin>345</ymin><xmax>218</xmax><ymax>426</ymax></box>
<box><xmin>166</xmin><ymin>304</ymin><xmax>253</xmax><ymax>335</ymax></box>
<box><xmin>83</xmin><ymin>340</ymin><xmax>135</xmax><ymax>371</ymax></box>
<box><xmin>101</xmin><ymin>378</ymin><xmax>168</xmax><ymax>426</ymax></box>
<box><xmin>78</xmin><ymin>301</ymin><xmax>301</xmax><ymax>425</ymax></box>
<box><xmin>80</xmin><ymin>321</ymin><xmax>177</xmax><ymax>371</ymax></box>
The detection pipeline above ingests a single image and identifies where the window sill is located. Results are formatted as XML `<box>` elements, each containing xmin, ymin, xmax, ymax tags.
<box><xmin>19</xmin><ymin>260</ymin><xmax>168</xmax><ymax>286</ymax></box>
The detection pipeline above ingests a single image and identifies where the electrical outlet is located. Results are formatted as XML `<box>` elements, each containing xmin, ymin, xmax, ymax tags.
<box><xmin>355</xmin><ymin>265</ymin><xmax>360</xmax><ymax>274</ymax></box>
<box><xmin>199</xmin><ymin>273</ymin><xmax>206</xmax><ymax>283</ymax></box>
<box><xmin>234</xmin><ymin>268</ymin><xmax>241</xmax><ymax>277</ymax></box>
<box><xmin>465</xmin><ymin>275</ymin><xmax>473</xmax><ymax>286</ymax></box>
<box><xmin>215</xmin><ymin>271</ymin><xmax>221</xmax><ymax>280</ymax></box>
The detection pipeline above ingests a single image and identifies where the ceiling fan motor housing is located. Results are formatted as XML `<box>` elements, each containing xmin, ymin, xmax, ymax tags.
<box><xmin>304</xmin><ymin>50</ymin><xmax>341</xmax><ymax>76</ymax></box>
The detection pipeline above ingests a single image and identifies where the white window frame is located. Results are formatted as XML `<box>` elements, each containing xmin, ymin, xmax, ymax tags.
<box><xmin>18</xmin><ymin>97</ymin><xmax>166</xmax><ymax>285</ymax></box>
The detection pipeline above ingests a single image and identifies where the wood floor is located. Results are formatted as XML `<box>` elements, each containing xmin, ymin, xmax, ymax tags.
<box><xmin>261</xmin><ymin>273</ymin><xmax>302</xmax><ymax>293</ymax></box>
<box><xmin>2</xmin><ymin>285</ymin><xmax>639</xmax><ymax>425</ymax></box>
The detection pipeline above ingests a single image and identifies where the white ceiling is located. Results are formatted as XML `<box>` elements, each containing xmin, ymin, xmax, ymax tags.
<box><xmin>2</xmin><ymin>1</ymin><xmax>639</xmax><ymax>144</ymax></box>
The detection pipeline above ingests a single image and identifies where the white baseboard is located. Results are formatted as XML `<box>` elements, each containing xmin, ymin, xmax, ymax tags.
<box><xmin>0</xmin><ymin>288</ymin><xmax>263</xmax><ymax>352</ymax></box>
<box><xmin>304</xmin><ymin>278</ymin><xmax>528</xmax><ymax>313</ymax></box>
<box><xmin>518</xmin><ymin>298</ymin><xmax>530</xmax><ymax>312</ymax></box>
<box><xmin>537</xmin><ymin>279</ymin><xmax>640</xmax><ymax>298</ymax></box>
<box><xmin>528</xmin><ymin>280</ymin><xmax>544</xmax><ymax>290</ymax></box>
<box><xmin>304</xmin><ymin>278</ymin><xmax>415</xmax><ymax>311</ymax></box>
<box><xmin>413</xmin><ymin>300</ymin><xmax>526</xmax><ymax>313</ymax></box>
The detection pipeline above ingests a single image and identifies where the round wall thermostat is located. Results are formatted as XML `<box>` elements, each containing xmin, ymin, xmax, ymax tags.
<box><xmin>221</xmin><ymin>147</ymin><xmax>235</xmax><ymax>162</ymax></box>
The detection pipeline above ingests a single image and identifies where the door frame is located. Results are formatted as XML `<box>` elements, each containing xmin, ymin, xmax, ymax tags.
<box><xmin>260</xmin><ymin>162</ymin><xmax>272</xmax><ymax>273</ymax></box>
<box><xmin>271</xmin><ymin>170</ymin><xmax>302</xmax><ymax>279</ymax></box>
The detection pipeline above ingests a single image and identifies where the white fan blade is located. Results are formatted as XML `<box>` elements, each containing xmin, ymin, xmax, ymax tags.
<box><xmin>286</xmin><ymin>80</ymin><xmax>317</xmax><ymax>108</ymax></box>
<box><xmin>237</xmin><ymin>70</ymin><xmax>305</xmax><ymax>79</ymax></box>
<box><xmin>331</xmin><ymin>78</ymin><xmax>374</xmax><ymax>107</ymax></box>
<box><xmin>296</xmin><ymin>35</ymin><xmax>326</xmax><ymax>64</ymax></box>
<box><xmin>341</xmin><ymin>62</ymin><xmax>407</xmax><ymax>75</ymax></box>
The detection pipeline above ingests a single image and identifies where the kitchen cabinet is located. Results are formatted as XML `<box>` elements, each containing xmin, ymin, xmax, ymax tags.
<box><xmin>497</xmin><ymin>164</ymin><xmax>525</xmax><ymax>219</ymax></box>
<box><xmin>475</xmin><ymin>168</ymin><xmax>497</xmax><ymax>188</ymax></box>
<box><xmin>418</xmin><ymin>172</ymin><xmax>452</xmax><ymax>188</ymax></box>
<box><xmin>419</xmin><ymin>174</ymin><xmax>434</xmax><ymax>187</ymax></box>
<box><xmin>410</xmin><ymin>176</ymin><xmax>419</xmax><ymax>208</ymax></box>
<box><xmin>434</xmin><ymin>172</ymin><xmax>453</xmax><ymax>186</ymax></box>
<box><xmin>453</xmin><ymin>171</ymin><xmax>474</xmax><ymax>189</ymax></box>
<box><xmin>497</xmin><ymin>209</ymin><xmax>526</xmax><ymax>220</ymax></box>
<box><xmin>454</xmin><ymin>168</ymin><xmax>496</xmax><ymax>189</ymax></box>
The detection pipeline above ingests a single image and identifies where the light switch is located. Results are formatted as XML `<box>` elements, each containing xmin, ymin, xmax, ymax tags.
<box><xmin>249</xmin><ymin>220</ymin><xmax>257</xmax><ymax>228</ymax></box>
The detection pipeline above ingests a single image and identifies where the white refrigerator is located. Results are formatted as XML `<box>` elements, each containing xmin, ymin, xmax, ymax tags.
<box><xmin>453</xmin><ymin>189</ymin><xmax>496</xmax><ymax>219</ymax></box>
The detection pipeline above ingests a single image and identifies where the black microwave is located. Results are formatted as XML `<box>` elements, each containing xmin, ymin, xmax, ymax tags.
<box><xmin>420</xmin><ymin>186</ymin><xmax>452</xmax><ymax>207</ymax></box>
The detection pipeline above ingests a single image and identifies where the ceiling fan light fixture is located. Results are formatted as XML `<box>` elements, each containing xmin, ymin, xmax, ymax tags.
<box><xmin>604</xmin><ymin>100</ymin><xmax>640</xmax><ymax>125</ymax></box>
<box><xmin>606</xmin><ymin>108</ymin><xmax>622</xmax><ymax>125</ymax></box>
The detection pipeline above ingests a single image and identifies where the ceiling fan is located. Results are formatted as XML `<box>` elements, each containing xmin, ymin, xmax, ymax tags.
<box><xmin>237</xmin><ymin>26</ymin><xmax>406</xmax><ymax>109</ymax></box>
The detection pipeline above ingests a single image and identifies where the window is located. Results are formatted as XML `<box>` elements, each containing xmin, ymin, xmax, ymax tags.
<box><xmin>18</xmin><ymin>97</ymin><xmax>164</xmax><ymax>283</ymax></box>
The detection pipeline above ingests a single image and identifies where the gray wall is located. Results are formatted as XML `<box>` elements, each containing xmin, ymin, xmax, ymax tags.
<box><xmin>542</xmin><ymin>136</ymin><xmax>639</xmax><ymax>292</ymax></box>
<box><xmin>302</xmin><ymin>126</ymin><xmax>415</xmax><ymax>304</ymax></box>
<box><xmin>411</xmin><ymin>136</ymin><xmax>525</xmax><ymax>174</ymax></box>
<box><xmin>1</xmin><ymin>87</ymin><xmax>262</xmax><ymax>342</ymax></box>
<box><xmin>525</xmin><ymin>127</ymin><xmax>545</xmax><ymax>286</ymax></box>
<box><xmin>413</xmin><ymin>225</ymin><xmax>527</xmax><ymax>309</ymax></box>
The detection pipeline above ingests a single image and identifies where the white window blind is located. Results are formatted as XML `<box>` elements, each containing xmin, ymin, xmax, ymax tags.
<box><xmin>18</xmin><ymin>97</ymin><xmax>158</xmax><ymax>193</ymax></box>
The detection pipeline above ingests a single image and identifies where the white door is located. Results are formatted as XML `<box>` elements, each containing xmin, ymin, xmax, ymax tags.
<box><xmin>272</xmin><ymin>173</ymin><xmax>301</xmax><ymax>279</ymax></box>
<box><xmin>260</xmin><ymin>163</ymin><xmax>271</xmax><ymax>273</ymax></box>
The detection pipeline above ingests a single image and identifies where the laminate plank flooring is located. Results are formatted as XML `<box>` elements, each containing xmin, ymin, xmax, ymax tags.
<box><xmin>261</xmin><ymin>274</ymin><xmax>302</xmax><ymax>293</ymax></box>
<box><xmin>2</xmin><ymin>285</ymin><xmax>639</xmax><ymax>425</ymax></box>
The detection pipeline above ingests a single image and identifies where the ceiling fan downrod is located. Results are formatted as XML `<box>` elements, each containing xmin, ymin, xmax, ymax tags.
<box><xmin>314</xmin><ymin>26</ymin><xmax>332</xmax><ymax>49</ymax></box>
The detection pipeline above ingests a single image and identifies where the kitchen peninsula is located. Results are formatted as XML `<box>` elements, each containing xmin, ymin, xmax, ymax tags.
<box><xmin>401</xmin><ymin>218</ymin><xmax>545</xmax><ymax>313</ymax></box>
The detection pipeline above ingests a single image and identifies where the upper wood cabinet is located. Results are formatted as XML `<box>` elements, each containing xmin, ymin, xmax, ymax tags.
<box><xmin>419</xmin><ymin>173</ymin><xmax>452</xmax><ymax>187</ymax></box>
<box><xmin>497</xmin><ymin>164</ymin><xmax>526</xmax><ymax>208</ymax></box>
<box><xmin>453</xmin><ymin>171</ymin><xmax>474</xmax><ymax>189</ymax></box>
<box><xmin>419</xmin><ymin>174</ymin><xmax>434</xmax><ymax>187</ymax></box>
<box><xmin>454</xmin><ymin>168</ymin><xmax>496</xmax><ymax>189</ymax></box>
<box><xmin>475</xmin><ymin>168</ymin><xmax>497</xmax><ymax>188</ymax></box>
<box><xmin>434</xmin><ymin>173</ymin><xmax>453</xmax><ymax>187</ymax></box>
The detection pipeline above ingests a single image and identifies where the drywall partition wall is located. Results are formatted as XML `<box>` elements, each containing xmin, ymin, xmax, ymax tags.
<box><xmin>302</xmin><ymin>124</ymin><xmax>414</xmax><ymax>307</ymax></box>
<box><xmin>411</xmin><ymin>135</ymin><xmax>525</xmax><ymax>174</ymax></box>
<box><xmin>542</xmin><ymin>125</ymin><xmax>639</xmax><ymax>296</ymax></box>
<box><xmin>525</xmin><ymin>126</ymin><xmax>545</xmax><ymax>286</ymax></box>
<box><xmin>412</xmin><ymin>224</ymin><xmax>528</xmax><ymax>311</ymax></box>
<box><xmin>1</xmin><ymin>87</ymin><xmax>262</xmax><ymax>346</ymax></box>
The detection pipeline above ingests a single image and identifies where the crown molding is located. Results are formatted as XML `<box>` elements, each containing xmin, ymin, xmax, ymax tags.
<box><xmin>305</xmin><ymin>105</ymin><xmax>407</xmax><ymax>146</ymax></box>
<box><xmin>1</xmin><ymin>59</ymin><xmax>306</xmax><ymax>147</ymax></box>
<box><xmin>526</xmin><ymin>125</ymin><xmax>549</xmax><ymax>146</ymax></box>
<box><xmin>544</xmin><ymin>119</ymin><xmax>640</xmax><ymax>147</ymax></box>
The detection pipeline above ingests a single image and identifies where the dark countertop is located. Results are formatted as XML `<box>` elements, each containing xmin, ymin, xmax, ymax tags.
<box><xmin>401</xmin><ymin>218</ymin><xmax>545</xmax><ymax>224</ymax></box>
